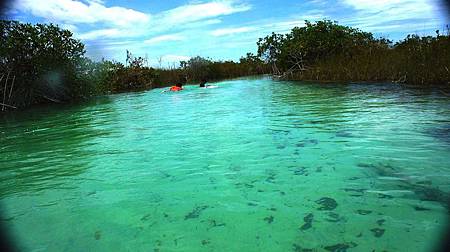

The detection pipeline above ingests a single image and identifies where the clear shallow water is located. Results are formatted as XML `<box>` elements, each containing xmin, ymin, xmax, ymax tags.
<box><xmin>0</xmin><ymin>77</ymin><xmax>449</xmax><ymax>251</ymax></box>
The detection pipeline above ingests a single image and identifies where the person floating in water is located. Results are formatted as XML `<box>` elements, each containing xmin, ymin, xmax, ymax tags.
<box><xmin>164</xmin><ymin>75</ymin><xmax>187</xmax><ymax>92</ymax></box>
<box><xmin>199</xmin><ymin>79</ymin><xmax>207</xmax><ymax>87</ymax></box>
<box><xmin>169</xmin><ymin>83</ymin><xmax>183</xmax><ymax>91</ymax></box>
<box><xmin>199</xmin><ymin>78</ymin><xmax>218</xmax><ymax>88</ymax></box>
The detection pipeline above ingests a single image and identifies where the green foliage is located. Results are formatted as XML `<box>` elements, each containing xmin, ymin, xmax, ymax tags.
<box><xmin>257</xmin><ymin>20</ymin><xmax>450</xmax><ymax>86</ymax></box>
<box><xmin>0</xmin><ymin>20</ymin><xmax>87</xmax><ymax>108</ymax></box>
<box><xmin>181</xmin><ymin>56</ymin><xmax>213</xmax><ymax>80</ymax></box>
<box><xmin>181</xmin><ymin>55</ymin><xmax>269</xmax><ymax>81</ymax></box>
<box><xmin>2</xmin><ymin>18</ymin><xmax>448</xmax><ymax>112</ymax></box>
<box><xmin>239</xmin><ymin>53</ymin><xmax>267</xmax><ymax>75</ymax></box>
<box><xmin>0</xmin><ymin>20</ymin><xmax>269</xmax><ymax>111</ymax></box>
<box><xmin>391</xmin><ymin>34</ymin><xmax>450</xmax><ymax>85</ymax></box>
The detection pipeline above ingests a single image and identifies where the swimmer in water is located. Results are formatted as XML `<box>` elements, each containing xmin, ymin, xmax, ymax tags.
<box><xmin>199</xmin><ymin>79</ymin><xmax>218</xmax><ymax>88</ymax></box>
<box><xmin>161</xmin><ymin>83</ymin><xmax>183</xmax><ymax>93</ymax></box>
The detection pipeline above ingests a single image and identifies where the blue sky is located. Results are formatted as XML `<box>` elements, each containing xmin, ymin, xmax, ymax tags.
<box><xmin>6</xmin><ymin>0</ymin><xmax>449</xmax><ymax>67</ymax></box>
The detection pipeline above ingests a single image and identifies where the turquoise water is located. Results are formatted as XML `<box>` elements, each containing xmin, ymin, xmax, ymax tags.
<box><xmin>0</xmin><ymin>77</ymin><xmax>449</xmax><ymax>251</ymax></box>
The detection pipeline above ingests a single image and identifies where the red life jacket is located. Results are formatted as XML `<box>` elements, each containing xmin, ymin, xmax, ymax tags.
<box><xmin>170</xmin><ymin>86</ymin><xmax>182</xmax><ymax>91</ymax></box>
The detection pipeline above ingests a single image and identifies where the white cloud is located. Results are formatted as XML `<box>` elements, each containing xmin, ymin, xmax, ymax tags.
<box><xmin>339</xmin><ymin>0</ymin><xmax>440</xmax><ymax>32</ymax></box>
<box><xmin>144</xmin><ymin>34</ymin><xmax>185</xmax><ymax>45</ymax></box>
<box><xmin>13</xmin><ymin>0</ymin><xmax>150</xmax><ymax>27</ymax></box>
<box><xmin>77</xmin><ymin>28</ymin><xmax>122</xmax><ymax>40</ymax></box>
<box><xmin>161</xmin><ymin>1</ymin><xmax>251</xmax><ymax>25</ymax></box>
<box><xmin>59</xmin><ymin>23</ymin><xmax>78</xmax><ymax>33</ymax></box>
<box><xmin>183</xmin><ymin>19</ymin><xmax>223</xmax><ymax>29</ymax></box>
<box><xmin>211</xmin><ymin>26</ymin><xmax>255</xmax><ymax>36</ymax></box>
<box><xmin>342</xmin><ymin>0</ymin><xmax>424</xmax><ymax>11</ymax></box>
<box><xmin>341</xmin><ymin>0</ymin><xmax>436</xmax><ymax>21</ymax></box>
<box><xmin>13</xmin><ymin>0</ymin><xmax>252</xmax><ymax>41</ymax></box>
<box><xmin>87</xmin><ymin>0</ymin><xmax>105</xmax><ymax>3</ymax></box>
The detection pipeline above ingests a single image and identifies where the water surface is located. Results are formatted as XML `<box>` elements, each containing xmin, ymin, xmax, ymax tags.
<box><xmin>1</xmin><ymin>77</ymin><xmax>449</xmax><ymax>251</ymax></box>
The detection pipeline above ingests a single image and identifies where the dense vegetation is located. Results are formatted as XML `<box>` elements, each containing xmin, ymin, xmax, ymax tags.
<box><xmin>0</xmin><ymin>20</ymin><xmax>268</xmax><ymax>110</ymax></box>
<box><xmin>1</xmin><ymin>19</ymin><xmax>449</xmax><ymax>111</ymax></box>
<box><xmin>0</xmin><ymin>20</ymin><xmax>88</xmax><ymax>109</ymax></box>
<box><xmin>257</xmin><ymin>20</ymin><xmax>450</xmax><ymax>85</ymax></box>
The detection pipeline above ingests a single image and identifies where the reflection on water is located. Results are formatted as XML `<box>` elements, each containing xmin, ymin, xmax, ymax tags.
<box><xmin>0</xmin><ymin>78</ymin><xmax>449</xmax><ymax>251</ymax></box>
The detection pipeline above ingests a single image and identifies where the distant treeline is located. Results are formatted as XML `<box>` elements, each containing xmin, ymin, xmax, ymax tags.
<box><xmin>257</xmin><ymin>20</ymin><xmax>450</xmax><ymax>85</ymax></box>
<box><xmin>1</xmin><ymin>19</ymin><xmax>449</xmax><ymax>111</ymax></box>
<box><xmin>0</xmin><ymin>20</ymin><xmax>268</xmax><ymax>110</ymax></box>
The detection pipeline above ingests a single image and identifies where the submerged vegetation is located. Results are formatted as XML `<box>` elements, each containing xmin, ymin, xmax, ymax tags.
<box><xmin>1</xmin><ymin>19</ymin><xmax>449</xmax><ymax>111</ymax></box>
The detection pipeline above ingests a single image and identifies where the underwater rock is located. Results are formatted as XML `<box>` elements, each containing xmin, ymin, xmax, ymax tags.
<box><xmin>358</xmin><ymin>162</ymin><xmax>449</xmax><ymax>208</ymax></box>
<box><xmin>343</xmin><ymin>188</ymin><xmax>365</xmax><ymax>197</ymax></box>
<box><xmin>296</xmin><ymin>139</ymin><xmax>319</xmax><ymax>148</ymax></box>
<box><xmin>376</xmin><ymin>219</ymin><xmax>386</xmax><ymax>226</ymax></box>
<box><xmin>141</xmin><ymin>214</ymin><xmax>151</xmax><ymax>221</ymax></box>
<box><xmin>300</xmin><ymin>213</ymin><xmax>314</xmax><ymax>230</ymax></box>
<box><xmin>325</xmin><ymin>212</ymin><xmax>345</xmax><ymax>223</ymax></box>
<box><xmin>300</xmin><ymin>222</ymin><xmax>312</xmax><ymax>231</ymax></box>
<box><xmin>414</xmin><ymin>206</ymin><xmax>431</xmax><ymax>211</ymax></box>
<box><xmin>416</xmin><ymin>180</ymin><xmax>432</xmax><ymax>185</ymax></box>
<box><xmin>87</xmin><ymin>191</ymin><xmax>96</xmax><ymax>196</ymax></box>
<box><xmin>370</xmin><ymin>228</ymin><xmax>385</xmax><ymax>237</ymax></box>
<box><xmin>94</xmin><ymin>230</ymin><xmax>101</xmax><ymax>240</ymax></box>
<box><xmin>248</xmin><ymin>202</ymin><xmax>258</xmax><ymax>207</ymax></box>
<box><xmin>304</xmin><ymin>213</ymin><xmax>314</xmax><ymax>223</ymax></box>
<box><xmin>159</xmin><ymin>171</ymin><xmax>171</xmax><ymax>178</ymax></box>
<box><xmin>235</xmin><ymin>182</ymin><xmax>254</xmax><ymax>189</ymax></box>
<box><xmin>293</xmin><ymin>244</ymin><xmax>313</xmax><ymax>252</ymax></box>
<box><xmin>336</xmin><ymin>131</ymin><xmax>353</xmax><ymax>138</ymax></box>
<box><xmin>343</xmin><ymin>188</ymin><xmax>365</xmax><ymax>193</ymax></box>
<box><xmin>265</xmin><ymin>170</ymin><xmax>277</xmax><ymax>183</ymax></box>
<box><xmin>377</xmin><ymin>193</ymin><xmax>394</xmax><ymax>199</ymax></box>
<box><xmin>309</xmin><ymin>139</ymin><xmax>319</xmax><ymax>145</ymax></box>
<box><xmin>201</xmin><ymin>239</ymin><xmax>210</xmax><ymax>245</ymax></box>
<box><xmin>316</xmin><ymin>197</ymin><xmax>338</xmax><ymax>210</ymax></box>
<box><xmin>185</xmin><ymin>206</ymin><xmax>209</xmax><ymax>220</ymax></box>
<box><xmin>324</xmin><ymin>242</ymin><xmax>357</xmax><ymax>252</ymax></box>
<box><xmin>411</xmin><ymin>184</ymin><xmax>448</xmax><ymax>204</ymax></box>
<box><xmin>294</xmin><ymin>167</ymin><xmax>309</xmax><ymax>176</ymax></box>
<box><xmin>264</xmin><ymin>215</ymin><xmax>274</xmax><ymax>224</ymax></box>
<box><xmin>357</xmin><ymin>163</ymin><xmax>395</xmax><ymax>177</ymax></box>
<box><xmin>209</xmin><ymin>177</ymin><xmax>217</xmax><ymax>184</ymax></box>
<box><xmin>356</xmin><ymin>210</ymin><xmax>372</xmax><ymax>215</ymax></box>
<box><xmin>267</xmin><ymin>207</ymin><xmax>277</xmax><ymax>211</ymax></box>
<box><xmin>208</xmin><ymin>219</ymin><xmax>226</xmax><ymax>228</ymax></box>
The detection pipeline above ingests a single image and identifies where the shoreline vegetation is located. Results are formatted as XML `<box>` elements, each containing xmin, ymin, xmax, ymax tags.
<box><xmin>257</xmin><ymin>20</ymin><xmax>450</xmax><ymax>86</ymax></box>
<box><xmin>1</xmin><ymin>19</ymin><xmax>449</xmax><ymax>111</ymax></box>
